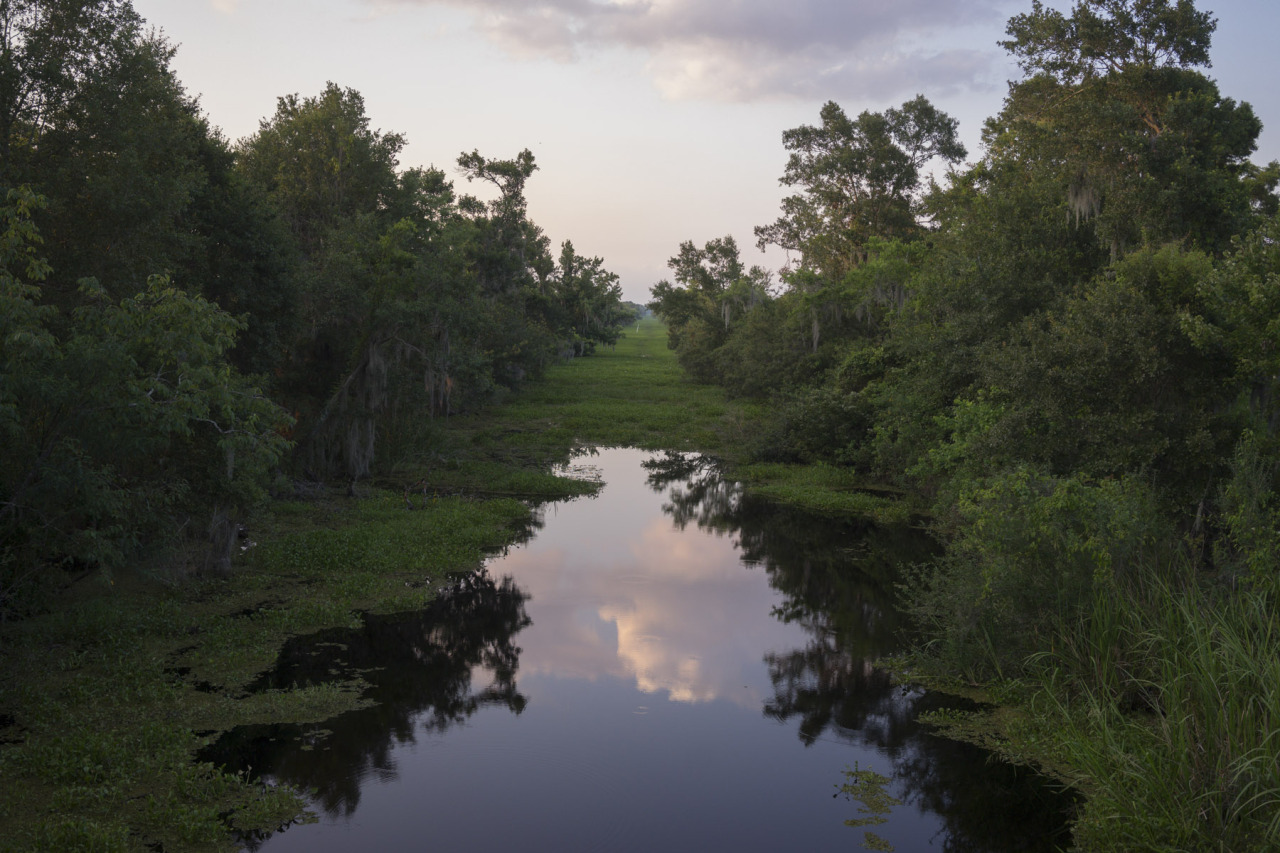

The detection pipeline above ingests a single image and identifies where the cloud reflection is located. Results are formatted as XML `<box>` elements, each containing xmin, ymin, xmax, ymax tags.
<box><xmin>491</xmin><ymin>486</ymin><xmax>799</xmax><ymax>709</ymax></box>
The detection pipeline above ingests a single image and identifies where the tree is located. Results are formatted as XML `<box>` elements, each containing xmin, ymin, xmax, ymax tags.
<box><xmin>1002</xmin><ymin>0</ymin><xmax>1215</xmax><ymax>85</ymax></box>
<box><xmin>456</xmin><ymin>148</ymin><xmax>542</xmax><ymax>299</ymax></box>
<box><xmin>869</xmin><ymin>0</ymin><xmax>1273</xmax><ymax>485</ymax></box>
<box><xmin>551</xmin><ymin>240</ymin><xmax>625</xmax><ymax>355</ymax></box>
<box><xmin>1</xmin><ymin>189</ymin><xmax>291</xmax><ymax>615</ymax></box>
<box><xmin>238</xmin><ymin>83</ymin><xmax>405</xmax><ymax>255</ymax></box>
<box><xmin>0</xmin><ymin>1</ymin><xmax>299</xmax><ymax>377</ymax></box>
<box><xmin>995</xmin><ymin>0</ymin><xmax>1273</xmax><ymax>256</ymax></box>
<box><xmin>753</xmin><ymin>97</ymin><xmax>964</xmax><ymax>357</ymax></box>
<box><xmin>648</xmin><ymin>235</ymin><xmax>773</xmax><ymax>382</ymax></box>
<box><xmin>973</xmin><ymin>245</ymin><xmax>1232</xmax><ymax>497</ymax></box>
<box><xmin>2</xmin><ymin>2</ymin><xmax>230</xmax><ymax>304</ymax></box>
<box><xmin>236</xmin><ymin>83</ymin><xmax>411</xmax><ymax>473</ymax></box>
<box><xmin>180</xmin><ymin>130</ymin><xmax>298</xmax><ymax>377</ymax></box>
<box><xmin>755</xmin><ymin>96</ymin><xmax>965</xmax><ymax>279</ymax></box>
<box><xmin>0</xmin><ymin>0</ymin><xmax>144</xmax><ymax>180</ymax></box>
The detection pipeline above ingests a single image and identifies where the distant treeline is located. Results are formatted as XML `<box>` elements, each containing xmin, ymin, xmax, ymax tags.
<box><xmin>649</xmin><ymin>2</ymin><xmax>1280</xmax><ymax>849</ymax></box>
<box><xmin>0</xmin><ymin>0</ymin><xmax>634</xmax><ymax>613</ymax></box>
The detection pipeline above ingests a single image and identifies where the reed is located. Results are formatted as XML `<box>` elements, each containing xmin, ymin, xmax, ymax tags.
<box><xmin>1039</xmin><ymin>572</ymin><xmax>1280</xmax><ymax>852</ymax></box>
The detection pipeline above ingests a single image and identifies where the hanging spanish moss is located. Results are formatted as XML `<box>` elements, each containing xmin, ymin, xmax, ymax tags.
<box><xmin>203</xmin><ymin>507</ymin><xmax>237</xmax><ymax>577</ymax></box>
<box><xmin>303</xmin><ymin>340</ymin><xmax>390</xmax><ymax>481</ymax></box>
<box><xmin>853</xmin><ymin>279</ymin><xmax>908</xmax><ymax>328</ymax></box>
<box><xmin>1067</xmin><ymin>168</ymin><xmax>1102</xmax><ymax>226</ymax></box>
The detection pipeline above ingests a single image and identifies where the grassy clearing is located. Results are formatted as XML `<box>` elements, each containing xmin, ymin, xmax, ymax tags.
<box><xmin>0</xmin><ymin>316</ymin><xmax>911</xmax><ymax>852</ymax></box>
<box><xmin>736</xmin><ymin>462</ymin><xmax>913</xmax><ymax>524</ymax></box>
<box><xmin>449</xmin><ymin>317</ymin><xmax>739</xmax><ymax>456</ymax></box>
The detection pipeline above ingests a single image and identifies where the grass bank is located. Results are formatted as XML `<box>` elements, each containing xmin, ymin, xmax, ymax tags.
<box><xmin>1</xmin><ymin>317</ymin><xmax>913</xmax><ymax>851</ymax></box>
<box><xmin>0</xmin><ymin>493</ymin><xmax>536</xmax><ymax>852</ymax></box>
<box><xmin>910</xmin><ymin>572</ymin><xmax>1280</xmax><ymax>852</ymax></box>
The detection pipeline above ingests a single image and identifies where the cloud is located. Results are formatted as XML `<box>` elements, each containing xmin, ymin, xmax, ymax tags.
<box><xmin>210</xmin><ymin>0</ymin><xmax>240</xmax><ymax>13</ymax></box>
<box><xmin>368</xmin><ymin>0</ymin><xmax>1009</xmax><ymax>100</ymax></box>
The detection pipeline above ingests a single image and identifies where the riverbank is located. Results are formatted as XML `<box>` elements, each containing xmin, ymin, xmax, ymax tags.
<box><xmin>1</xmin><ymin>318</ymin><xmax>916</xmax><ymax>851</ymax></box>
<box><xmin>0</xmin><ymin>490</ymin><xmax>543</xmax><ymax>851</ymax></box>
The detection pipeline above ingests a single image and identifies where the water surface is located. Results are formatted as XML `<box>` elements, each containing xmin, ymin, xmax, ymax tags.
<box><xmin>206</xmin><ymin>447</ymin><xmax>1075</xmax><ymax>851</ymax></box>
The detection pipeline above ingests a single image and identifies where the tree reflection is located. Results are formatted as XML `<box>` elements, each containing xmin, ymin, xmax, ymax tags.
<box><xmin>644</xmin><ymin>450</ymin><xmax>928</xmax><ymax>661</ymax></box>
<box><xmin>200</xmin><ymin>570</ymin><xmax>531</xmax><ymax>829</ymax></box>
<box><xmin>645</xmin><ymin>451</ymin><xmax>1077</xmax><ymax>852</ymax></box>
<box><xmin>643</xmin><ymin>451</ymin><xmax>740</xmax><ymax>531</ymax></box>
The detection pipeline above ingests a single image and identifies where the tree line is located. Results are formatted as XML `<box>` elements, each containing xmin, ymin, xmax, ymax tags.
<box><xmin>649</xmin><ymin>1</ymin><xmax>1280</xmax><ymax>847</ymax></box>
<box><xmin>0</xmin><ymin>0</ymin><xmax>634</xmax><ymax>616</ymax></box>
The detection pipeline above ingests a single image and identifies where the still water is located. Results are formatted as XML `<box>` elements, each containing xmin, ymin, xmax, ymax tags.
<box><xmin>205</xmin><ymin>447</ymin><xmax>1076</xmax><ymax>852</ymax></box>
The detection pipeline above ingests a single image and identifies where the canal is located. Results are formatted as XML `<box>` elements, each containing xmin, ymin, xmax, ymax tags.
<box><xmin>203</xmin><ymin>447</ymin><xmax>1075</xmax><ymax>851</ymax></box>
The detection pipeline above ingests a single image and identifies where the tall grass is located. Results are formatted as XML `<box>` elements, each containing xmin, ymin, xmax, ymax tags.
<box><xmin>1040</xmin><ymin>572</ymin><xmax>1280</xmax><ymax>852</ymax></box>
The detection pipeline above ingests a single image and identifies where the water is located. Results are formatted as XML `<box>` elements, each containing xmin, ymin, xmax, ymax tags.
<box><xmin>204</xmin><ymin>447</ymin><xmax>1076</xmax><ymax>852</ymax></box>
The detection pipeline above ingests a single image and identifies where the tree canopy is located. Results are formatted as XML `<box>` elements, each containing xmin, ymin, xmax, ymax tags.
<box><xmin>0</xmin><ymin>0</ymin><xmax>634</xmax><ymax>616</ymax></box>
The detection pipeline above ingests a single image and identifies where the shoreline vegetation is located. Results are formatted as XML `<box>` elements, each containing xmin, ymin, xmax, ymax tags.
<box><xmin>0</xmin><ymin>318</ymin><xmax>914</xmax><ymax>852</ymax></box>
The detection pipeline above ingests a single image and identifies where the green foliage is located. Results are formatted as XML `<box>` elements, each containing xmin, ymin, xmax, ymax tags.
<box><xmin>838</xmin><ymin>764</ymin><xmax>903</xmax><ymax>851</ymax></box>
<box><xmin>755</xmin><ymin>97</ymin><xmax>965</xmax><ymax>279</ymax></box>
<box><xmin>735</xmin><ymin>463</ymin><xmax>912</xmax><ymax>524</ymax></box>
<box><xmin>992</xmin><ymin>7</ymin><xmax>1266</xmax><ymax>256</ymax></box>
<box><xmin>548</xmin><ymin>240</ymin><xmax>628</xmax><ymax>353</ymax></box>
<box><xmin>710</xmin><ymin>297</ymin><xmax>809</xmax><ymax>398</ymax></box>
<box><xmin>0</xmin><ymin>0</ymin><xmax>147</xmax><ymax>180</ymax></box>
<box><xmin>1003</xmin><ymin>0</ymin><xmax>1215</xmax><ymax>83</ymax></box>
<box><xmin>4</xmin><ymin>8</ymin><xmax>227</xmax><ymax>302</ymax></box>
<box><xmin>647</xmin><ymin>235</ymin><xmax>776</xmax><ymax>386</ymax></box>
<box><xmin>1040</xmin><ymin>576</ymin><xmax>1280</xmax><ymax>852</ymax></box>
<box><xmin>237</xmin><ymin>83</ymin><xmax>405</xmax><ymax>253</ymax></box>
<box><xmin>0</xmin><ymin>192</ymin><xmax>290</xmax><ymax>616</ymax></box>
<box><xmin>906</xmin><ymin>468</ymin><xmax>1172</xmax><ymax>678</ymax></box>
<box><xmin>1183</xmin><ymin>211</ymin><xmax>1280</xmax><ymax>415</ymax></box>
<box><xmin>749</xmin><ymin>384</ymin><xmax>869</xmax><ymax>465</ymax></box>
<box><xmin>974</xmin><ymin>245</ymin><xmax>1231</xmax><ymax>497</ymax></box>
<box><xmin>1</xmin><ymin>1</ymin><xmax>300</xmax><ymax>384</ymax></box>
<box><xmin>181</xmin><ymin>133</ymin><xmax>298</xmax><ymax>377</ymax></box>
<box><xmin>3</xmin><ymin>816</ymin><xmax>132</xmax><ymax>853</ymax></box>
<box><xmin>1213</xmin><ymin>430</ymin><xmax>1280</xmax><ymax>593</ymax></box>
<box><xmin>232</xmin><ymin>83</ymin><xmax>632</xmax><ymax>481</ymax></box>
<box><xmin>909</xmin><ymin>394</ymin><xmax>1007</xmax><ymax>498</ymax></box>
<box><xmin>252</xmin><ymin>494</ymin><xmax>529</xmax><ymax>581</ymax></box>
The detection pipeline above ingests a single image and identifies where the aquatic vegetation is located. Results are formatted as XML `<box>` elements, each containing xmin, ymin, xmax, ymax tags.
<box><xmin>0</xmin><ymin>490</ymin><xmax>536</xmax><ymax>850</ymax></box>
<box><xmin>838</xmin><ymin>764</ymin><xmax>903</xmax><ymax>852</ymax></box>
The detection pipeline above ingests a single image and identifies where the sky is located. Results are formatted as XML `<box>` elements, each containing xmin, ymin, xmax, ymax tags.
<box><xmin>132</xmin><ymin>0</ymin><xmax>1280</xmax><ymax>303</ymax></box>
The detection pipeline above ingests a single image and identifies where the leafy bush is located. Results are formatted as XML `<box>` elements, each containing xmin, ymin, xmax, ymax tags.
<box><xmin>749</xmin><ymin>384</ymin><xmax>869</xmax><ymax>465</ymax></box>
<box><xmin>906</xmin><ymin>467</ymin><xmax>1171</xmax><ymax>678</ymax></box>
<box><xmin>1214</xmin><ymin>429</ymin><xmax>1280</xmax><ymax>594</ymax></box>
<box><xmin>1</xmin><ymin>190</ymin><xmax>291</xmax><ymax>616</ymax></box>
